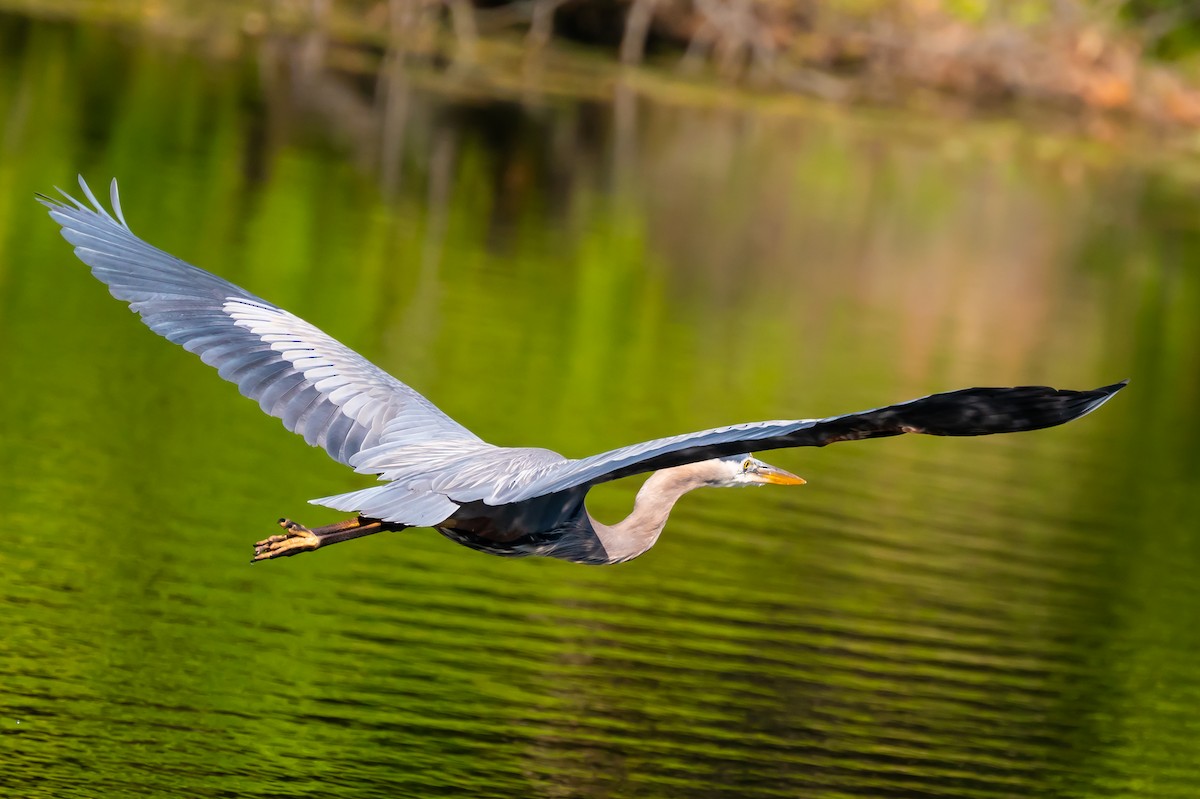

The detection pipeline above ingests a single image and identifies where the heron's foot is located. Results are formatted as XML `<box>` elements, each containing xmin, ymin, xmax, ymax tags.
<box><xmin>252</xmin><ymin>518</ymin><xmax>321</xmax><ymax>562</ymax></box>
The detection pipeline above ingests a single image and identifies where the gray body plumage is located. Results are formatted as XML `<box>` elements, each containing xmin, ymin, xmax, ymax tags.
<box><xmin>41</xmin><ymin>178</ymin><xmax>1126</xmax><ymax>565</ymax></box>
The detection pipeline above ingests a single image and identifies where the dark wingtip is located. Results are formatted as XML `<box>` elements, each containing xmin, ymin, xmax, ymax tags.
<box><xmin>990</xmin><ymin>379</ymin><xmax>1128</xmax><ymax>432</ymax></box>
<box><xmin>876</xmin><ymin>380</ymin><xmax>1128</xmax><ymax>438</ymax></box>
<box><xmin>1080</xmin><ymin>379</ymin><xmax>1129</xmax><ymax>417</ymax></box>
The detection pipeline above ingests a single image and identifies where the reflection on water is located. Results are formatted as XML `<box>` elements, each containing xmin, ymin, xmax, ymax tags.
<box><xmin>1</xmin><ymin>11</ymin><xmax>1199</xmax><ymax>799</ymax></box>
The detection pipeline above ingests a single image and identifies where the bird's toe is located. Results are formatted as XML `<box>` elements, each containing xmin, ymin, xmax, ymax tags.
<box><xmin>251</xmin><ymin>525</ymin><xmax>321</xmax><ymax>562</ymax></box>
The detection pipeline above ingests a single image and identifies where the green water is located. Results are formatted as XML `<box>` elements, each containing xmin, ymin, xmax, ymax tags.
<box><xmin>2</xmin><ymin>12</ymin><xmax>1199</xmax><ymax>799</ymax></box>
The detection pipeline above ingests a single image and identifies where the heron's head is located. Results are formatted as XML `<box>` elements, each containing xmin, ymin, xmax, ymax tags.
<box><xmin>706</xmin><ymin>454</ymin><xmax>806</xmax><ymax>488</ymax></box>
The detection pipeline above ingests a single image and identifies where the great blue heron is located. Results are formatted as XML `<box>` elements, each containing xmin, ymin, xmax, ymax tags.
<box><xmin>42</xmin><ymin>178</ymin><xmax>1125</xmax><ymax>565</ymax></box>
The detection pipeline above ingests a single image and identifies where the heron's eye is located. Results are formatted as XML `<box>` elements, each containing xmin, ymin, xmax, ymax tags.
<box><xmin>742</xmin><ymin>459</ymin><xmax>753</xmax><ymax>472</ymax></box>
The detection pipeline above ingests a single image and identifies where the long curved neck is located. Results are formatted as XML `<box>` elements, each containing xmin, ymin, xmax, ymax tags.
<box><xmin>590</xmin><ymin>466</ymin><xmax>710</xmax><ymax>563</ymax></box>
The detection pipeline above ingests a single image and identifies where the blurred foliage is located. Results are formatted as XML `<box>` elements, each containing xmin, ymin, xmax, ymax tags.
<box><xmin>4</xmin><ymin>0</ymin><xmax>1200</xmax><ymax>131</ymax></box>
<box><xmin>1123</xmin><ymin>0</ymin><xmax>1200</xmax><ymax>60</ymax></box>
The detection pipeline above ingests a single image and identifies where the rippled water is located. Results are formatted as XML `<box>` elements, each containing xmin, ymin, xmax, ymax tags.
<box><xmin>2</xmin><ymin>11</ymin><xmax>1199</xmax><ymax>798</ymax></box>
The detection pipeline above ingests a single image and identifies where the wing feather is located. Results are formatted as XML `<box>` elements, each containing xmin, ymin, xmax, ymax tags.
<box><xmin>481</xmin><ymin>381</ymin><xmax>1128</xmax><ymax>505</ymax></box>
<box><xmin>42</xmin><ymin>177</ymin><xmax>489</xmax><ymax>525</ymax></box>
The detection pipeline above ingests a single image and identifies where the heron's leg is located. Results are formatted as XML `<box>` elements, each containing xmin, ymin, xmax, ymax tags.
<box><xmin>251</xmin><ymin>516</ymin><xmax>405</xmax><ymax>562</ymax></box>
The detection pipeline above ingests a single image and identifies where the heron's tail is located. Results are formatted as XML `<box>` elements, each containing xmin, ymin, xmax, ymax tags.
<box><xmin>309</xmin><ymin>484</ymin><xmax>459</xmax><ymax>527</ymax></box>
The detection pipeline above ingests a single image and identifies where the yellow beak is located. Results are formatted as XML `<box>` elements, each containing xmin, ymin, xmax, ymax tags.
<box><xmin>750</xmin><ymin>459</ymin><xmax>806</xmax><ymax>486</ymax></box>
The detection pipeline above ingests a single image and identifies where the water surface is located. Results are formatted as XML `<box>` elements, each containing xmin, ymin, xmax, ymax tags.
<box><xmin>1</xmin><ymin>12</ymin><xmax>1199</xmax><ymax>798</ymax></box>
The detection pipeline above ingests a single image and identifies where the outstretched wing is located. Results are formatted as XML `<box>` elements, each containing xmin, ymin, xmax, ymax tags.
<box><xmin>41</xmin><ymin>177</ymin><xmax>483</xmax><ymax>472</ymax></box>
<box><xmin>483</xmin><ymin>382</ymin><xmax>1127</xmax><ymax>505</ymax></box>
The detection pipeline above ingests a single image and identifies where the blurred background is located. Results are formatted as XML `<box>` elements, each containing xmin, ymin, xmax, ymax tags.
<box><xmin>1</xmin><ymin>1</ymin><xmax>1199</xmax><ymax>797</ymax></box>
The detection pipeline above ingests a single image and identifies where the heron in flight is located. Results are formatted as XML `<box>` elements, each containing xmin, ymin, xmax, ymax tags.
<box><xmin>42</xmin><ymin>178</ymin><xmax>1125</xmax><ymax>565</ymax></box>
